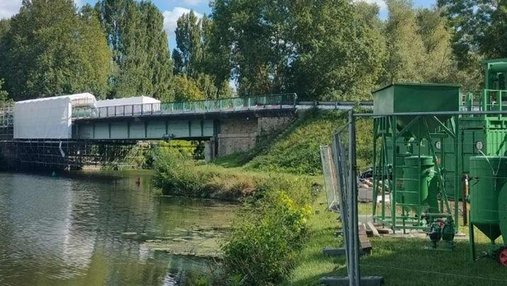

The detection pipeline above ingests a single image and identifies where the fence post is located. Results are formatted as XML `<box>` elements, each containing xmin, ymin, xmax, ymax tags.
<box><xmin>347</xmin><ymin>110</ymin><xmax>360</xmax><ymax>286</ymax></box>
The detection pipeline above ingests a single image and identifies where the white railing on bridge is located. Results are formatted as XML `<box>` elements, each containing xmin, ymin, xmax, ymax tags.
<box><xmin>72</xmin><ymin>93</ymin><xmax>298</xmax><ymax>119</ymax></box>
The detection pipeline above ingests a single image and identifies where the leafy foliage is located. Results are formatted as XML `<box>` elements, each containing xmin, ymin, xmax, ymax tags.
<box><xmin>173</xmin><ymin>11</ymin><xmax>203</xmax><ymax>77</ymax></box>
<box><xmin>222</xmin><ymin>192</ymin><xmax>312</xmax><ymax>285</ymax></box>
<box><xmin>96</xmin><ymin>0</ymin><xmax>173</xmax><ymax>99</ymax></box>
<box><xmin>172</xmin><ymin>75</ymin><xmax>205</xmax><ymax>101</ymax></box>
<box><xmin>245</xmin><ymin>110</ymin><xmax>346</xmax><ymax>175</ymax></box>
<box><xmin>0</xmin><ymin>0</ymin><xmax>111</xmax><ymax>100</ymax></box>
<box><xmin>210</xmin><ymin>0</ymin><xmax>386</xmax><ymax>100</ymax></box>
<box><xmin>172</xmin><ymin>12</ymin><xmax>232</xmax><ymax>99</ymax></box>
<box><xmin>382</xmin><ymin>0</ymin><xmax>454</xmax><ymax>84</ymax></box>
<box><xmin>0</xmin><ymin>79</ymin><xmax>8</xmax><ymax>102</ymax></box>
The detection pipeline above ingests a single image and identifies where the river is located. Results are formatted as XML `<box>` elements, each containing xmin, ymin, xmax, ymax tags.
<box><xmin>0</xmin><ymin>172</ymin><xmax>237</xmax><ymax>286</ymax></box>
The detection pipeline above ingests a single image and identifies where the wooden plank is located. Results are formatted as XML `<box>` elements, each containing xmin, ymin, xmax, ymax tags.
<box><xmin>367</xmin><ymin>221</ymin><xmax>380</xmax><ymax>237</ymax></box>
<box><xmin>358</xmin><ymin>223</ymin><xmax>372</xmax><ymax>254</ymax></box>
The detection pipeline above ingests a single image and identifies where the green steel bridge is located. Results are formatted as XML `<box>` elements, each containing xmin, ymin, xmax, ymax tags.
<box><xmin>71</xmin><ymin>93</ymin><xmax>298</xmax><ymax>141</ymax></box>
<box><xmin>0</xmin><ymin>93</ymin><xmax>370</xmax><ymax>169</ymax></box>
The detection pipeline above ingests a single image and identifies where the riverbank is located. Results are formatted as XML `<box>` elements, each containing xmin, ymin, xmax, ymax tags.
<box><xmin>150</xmin><ymin>110</ymin><xmax>349</xmax><ymax>284</ymax></box>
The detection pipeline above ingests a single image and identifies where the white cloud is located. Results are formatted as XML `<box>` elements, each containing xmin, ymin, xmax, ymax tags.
<box><xmin>0</xmin><ymin>0</ymin><xmax>85</xmax><ymax>19</ymax></box>
<box><xmin>163</xmin><ymin>7</ymin><xmax>202</xmax><ymax>39</ymax></box>
<box><xmin>354</xmin><ymin>0</ymin><xmax>387</xmax><ymax>10</ymax></box>
<box><xmin>182</xmin><ymin>0</ymin><xmax>203</xmax><ymax>6</ymax></box>
<box><xmin>0</xmin><ymin>1</ymin><xmax>22</xmax><ymax>19</ymax></box>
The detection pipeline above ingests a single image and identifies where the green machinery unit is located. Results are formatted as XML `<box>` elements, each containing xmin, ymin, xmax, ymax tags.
<box><xmin>469</xmin><ymin>156</ymin><xmax>507</xmax><ymax>266</ymax></box>
<box><xmin>372</xmin><ymin>83</ymin><xmax>459</xmax><ymax>237</ymax></box>
<box><xmin>465</xmin><ymin>59</ymin><xmax>507</xmax><ymax>266</ymax></box>
<box><xmin>460</xmin><ymin>59</ymin><xmax>507</xmax><ymax>174</ymax></box>
<box><xmin>370</xmin><ymin>59</ymin><xmax>507</xmax><ymax>261</ymax></box>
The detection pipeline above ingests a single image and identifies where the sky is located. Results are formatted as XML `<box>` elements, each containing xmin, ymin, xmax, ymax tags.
<box><xmin>0</xmin><ymin>0</ymin><xmax>436</xmax><ymax>50</ymax></box>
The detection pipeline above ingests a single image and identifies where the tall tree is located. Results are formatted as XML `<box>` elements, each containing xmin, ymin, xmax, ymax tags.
<box><xmin>437</xmin><ymin>0</ymin><xmax>495</xmax><ymax>67</ymax></box>
<box><xmin>210</xmin><ymin>0</ymin><xmax>385</xmax><ymax>100</ymax></box>
<box><xmin>172</xmin><ymin>11</ymin><xmax>202</xmax><ymax>76</ymax></box>
<box><xmin>172</xmin><ymin>12</ymin><xmax>232</xmax><ymax>99</ymax></box>
<box><xmin>289</xmin><ymin>0</ymin><xmax>386</xmax><ymax>100</ymax></box>
<box><xmin>383</xmin><ymin>0</ymin><xmax>427</xmax><ymax>83</ymax></box>
<box><xmin>416</xmin><ymin>8</ymin><xmax>453</xmax><ymax>82</ymax></box>
<box><xmin>480</xmin><ymin>0</ymin><xmax>507</xmax><ymax>58</ymax></box>
<box><xmin>0</xmin><ymin>0</ymin><xmax>111</xmax><ymax>100</ymax></box>
<box><xmin>96</xmin><ymin>0</ymin><xmax>173</xmax><ymax>100</ymax></box>
<box><xmin>211</xmin><ymin>0</ymin><xmax>289</xmax><ymax>96</ymax></box>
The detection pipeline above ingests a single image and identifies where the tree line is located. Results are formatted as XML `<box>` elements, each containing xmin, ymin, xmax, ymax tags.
<box><xmin>0</xmin><ymin>0</ymin><xmax>505</xmax><ymax>102</ymax></box>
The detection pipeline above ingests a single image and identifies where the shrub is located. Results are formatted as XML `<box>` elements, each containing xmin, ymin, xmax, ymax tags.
<box><xmin>222</xmin><ymin>192</ymin><xmax>312</xmax><ymax>285</ymax></box>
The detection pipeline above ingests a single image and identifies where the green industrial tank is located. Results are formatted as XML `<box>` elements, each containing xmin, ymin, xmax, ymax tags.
<box><xmin>469</xmin><ymin>156</ymin><xmax>507</xmax><ymax>242</ymax></box>
<box><xmin>397</xmin><ymin>156</ymin><xmax>437</xmax><ymax>216</ymax></box>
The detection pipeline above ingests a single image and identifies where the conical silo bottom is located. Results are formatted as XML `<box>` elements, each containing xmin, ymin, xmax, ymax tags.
<box><xmin>475</xmin><ymin>223</ymin><xmax>502</xmax><ymax>242</ymax></box>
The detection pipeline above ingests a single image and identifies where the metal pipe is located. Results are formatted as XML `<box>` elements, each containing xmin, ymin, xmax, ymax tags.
<box><xmin>355</xmin><ymin>110</ymin><xmax>507</xmax><ymax>117</ymax></box>
<box><xmin>463</xmin><ymin>174</ymin><xmax>469</xmax><ymax>226</ymax></box>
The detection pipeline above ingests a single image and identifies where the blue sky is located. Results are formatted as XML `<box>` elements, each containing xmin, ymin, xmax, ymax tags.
<box><xmin>0</xmin><ymin>0</ymin><xmax>437</xmax><ymax>50</ymax></box>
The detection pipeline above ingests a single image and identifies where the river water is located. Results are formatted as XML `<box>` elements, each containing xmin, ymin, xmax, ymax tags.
<box><xmin>0</xmin><ymin>172</ymin><xmax>237</xmax><ymax>286</ymax></box>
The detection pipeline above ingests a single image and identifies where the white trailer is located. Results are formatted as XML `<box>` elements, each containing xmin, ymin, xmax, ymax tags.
<box><xmin>14</xmin><ymin>93</ymin><xmax>96</xmax><ymax>139</ymax></box>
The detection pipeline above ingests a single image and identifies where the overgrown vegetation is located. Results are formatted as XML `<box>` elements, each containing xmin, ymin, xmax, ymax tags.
<box><xmin>153</xmin><ymin>144</ymin><xmax>316</xmax><ymax>201</ymax></box>
<box><xmin>222</xmin><ymin>192</ymin><xmax>312</xmax><ymax>285</ymax></box>
<box><xmin>214</xmin><ymin>109</ymin><xmax>373</xmax><ymax>175</ymax></box>
<box><xmin>147</xmin><ymin>109</ymin><xmax>338</xmax><ymax>285</ymax></box>
<box><xmin>153</xmin><ymin>148</ymin><xmax>317</xmax><ymax>285</ymax></box>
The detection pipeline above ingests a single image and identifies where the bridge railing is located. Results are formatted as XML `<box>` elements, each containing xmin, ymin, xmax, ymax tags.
<box><xmin>72</xmin><ymin>93</ymin><xmax>297</xmax><ymax>119</ymax></box>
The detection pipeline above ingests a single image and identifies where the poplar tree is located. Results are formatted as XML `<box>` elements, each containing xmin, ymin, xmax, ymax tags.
<box><xmin>416</xmin><ymin>8</ymin><xmax>453</xmax><ymax>82</ymax></box>
<box><xmin>0</xmin><ymin>0</ymin><xmax>111</xmax><ymax>100</ymax></box>
<box><xmin>172</xmin><ymin>13</ymin><xmax>232</xmax><ymax>99</ymax></box>
<box><xmin>173</xmin><ymin>11</ymin><xmax>202</xmax><ymax>76</ymax></box>
<box><xmin>383</xmin><ymin>0</ymin><xmax>427</xmax><ymax>83</ymax></box>
<box><xmin>96</xmin><ymin>0</ymin><xmax>173</xmax><ymax>100</ymax></box>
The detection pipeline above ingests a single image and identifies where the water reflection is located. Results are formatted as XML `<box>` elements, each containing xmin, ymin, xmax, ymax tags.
<box><xmin>0</xmin><ymin>173</ymin><xmax>236</xmax><ymax>286</ymax></box>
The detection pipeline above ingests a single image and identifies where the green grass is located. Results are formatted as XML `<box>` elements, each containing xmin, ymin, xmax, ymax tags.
<box><xmin>360</xmin><ymin>237</ymin><xmax>507</xmax><ymax>286</ymax></box>
<box><xmin>287</xmin><ymin>200</ymin><xmax>507</xmax><ymax>286</ymax></box>
<box><xmin>283</xmin><ymin>191</ymin><xmax>342</xmax><ymax>286</ymax></box>
<box><xmin>212</xmin><ymin>109</ymin><xmax>375</xmax><ymax>175</ymax></box>
<box><xmin>245</xmin><ymin>110</ymin><xmax>347</xmax><ymax>175</ymax></box>
<box><xmin>153</xmin><ymin>108</ymin><xmax>507</xmax><ymax>285</ymax></box>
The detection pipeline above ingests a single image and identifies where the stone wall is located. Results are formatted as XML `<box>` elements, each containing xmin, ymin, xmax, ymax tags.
<box><xmin>217</xmin><ymin>118</ymin><xmax>258</xmax><ymax>156</ymax></box>
<box><xmin>216</xmin><ymin>114</ymin><xmax>295</xmax><ymax>157</ymax></box>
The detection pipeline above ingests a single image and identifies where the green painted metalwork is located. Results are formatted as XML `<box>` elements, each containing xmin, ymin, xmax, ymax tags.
<box><xmin>398</xmin><ymin>156</ymin><xmax>438</xmax><ymax>216</ymax></box>
<box><xmin>372</xmin><ymin>84</ymin><xmax>458</xmax><ymax>232</ymax></box>
<box><xmin>373</xmin><ymin>83</ymin><xmax>460</xmax><ymax>115</ymax></box>
<box><xmin>74</xmin><ymin>119</ymin><xmax>215</xmax><ymax>140</ymax></box>
<box><xmin>484</xmin><ymin>58</ymin><xmax>507</xmax><ymax>90</ymax></box>
<box><xmin>469</xmin><ymin>156</ymin><xmax>507</xmax><ymax>242</ymax></box>
<box><xmin>72</xmin><ymin>93</ymin><xmax>297</xmax><ymax>119</ymax></box>
<box><xmin>469</xmin><ymin>155</ymin><xmax>507</xmax><ymax>263</ymax></box>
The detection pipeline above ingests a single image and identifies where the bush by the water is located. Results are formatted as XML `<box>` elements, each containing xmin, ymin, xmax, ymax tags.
<box><xmin>222</xmin><ymin>191</ymin><xmax>312</xmax><ymax>285</ymax></box>
<box><xmin>153</xmin><ymin>146</ymin><xmax>315</xmax><ymax>201</ymax></box>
